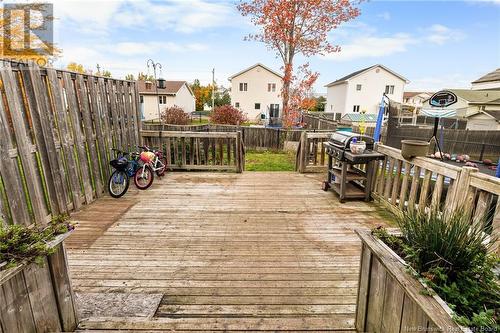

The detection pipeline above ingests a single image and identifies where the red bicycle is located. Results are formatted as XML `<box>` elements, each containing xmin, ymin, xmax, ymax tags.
<box><xmin>134</xmin><ymin>146</ymin><xmax>167</xmax><ymax>190</ymax></box>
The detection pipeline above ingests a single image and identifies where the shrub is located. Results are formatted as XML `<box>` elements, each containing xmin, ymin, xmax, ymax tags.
<box><xmin>397</xmin><ymin>209</ymin><xmax>490</xmax><ymax>274</ymax></box>
<box><xmin>373</xmin><ymin>209</ymin><xmax>500</xmax><ymax>330</ymax></box>
<box><xmin>0</xmin><ymin>215</ymin><xmax>74</xmax><ymax>269</ymax></box>
<box><xmin>161</xmin><ymin>106</ymin><xmax>190</xmax><ymax>125</ymax></box>
<box><xmin>209</xmin><ymin>105</ymin><xmax>247</xmax><ymax>125</ymax></box>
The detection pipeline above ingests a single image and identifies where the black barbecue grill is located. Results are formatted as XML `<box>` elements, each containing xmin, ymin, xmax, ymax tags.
<box><xmin>323</xmin><ymin>131</ymin><xmax>385</xmax><ymax>202</ymax></box>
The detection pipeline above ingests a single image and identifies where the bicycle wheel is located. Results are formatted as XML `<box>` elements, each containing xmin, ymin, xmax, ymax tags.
<box><xmin>108</xmin><ymin>170</ymin><xmax>130</xmax><ymax>198</ymax></box>
<box><xmin>134</xmin><ymin>165</ymin><xmax>154</xmax><ymax>190</ymax></box>
<box><xmin>156</xmin><ymin>157</ymin><xmax>168</xmax><ymax>177</ymax></box>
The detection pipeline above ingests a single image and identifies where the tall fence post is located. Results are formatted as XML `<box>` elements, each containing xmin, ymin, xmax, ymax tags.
<box><xmin>236</xmin><ymin>131</ymin><xmax>243</xmax><ymax>173</ymax></box>
<box><xmin>298</xmin><ymin>132</ymin><xmax>308</xmax><ymax>173</ymax></box>
<box><xmin>445</xmin><ymin>166</ymin><xmax>477</xmax><ymax>214</ymax></box>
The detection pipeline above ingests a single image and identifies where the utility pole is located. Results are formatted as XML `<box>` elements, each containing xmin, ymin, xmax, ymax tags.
<box><xmin>212</xmin><ymin>68</ymin><xmax>215</xmax><ymax>112</ymax></box>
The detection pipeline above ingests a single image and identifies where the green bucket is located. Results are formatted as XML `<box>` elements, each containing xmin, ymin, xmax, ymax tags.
<box><xmin>401</xmin><ymin>140</ymin><xmax>429</xmax><ymax>160</ymax></box>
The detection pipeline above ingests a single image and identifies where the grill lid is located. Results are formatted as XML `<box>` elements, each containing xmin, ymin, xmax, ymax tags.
<box><xmin>329</xmin><ymin>131</ymin><xmax>375</xmax><ymax>149</ymax></box>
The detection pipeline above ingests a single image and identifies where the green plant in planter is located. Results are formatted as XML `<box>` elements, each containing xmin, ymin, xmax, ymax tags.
<box><xmin>0</xmin><ymin>214</ymin><xmax>73</xmax><ymax>270</ymax></box>
<box><xmin>373</xmin><ymin>208</ymin><xmax>500</xmax><ymax>330</ymax></box>
<box><xmin>397</xmin><ymin>209</ymin><xmax>490</xmax><ymax>273</ymax></box>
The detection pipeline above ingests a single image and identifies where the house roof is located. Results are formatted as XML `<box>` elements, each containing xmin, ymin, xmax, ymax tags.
<box><xmin>403</xmin><ymin>91</ymin><xmax>432</xmax><ymax>99</ymax></box>
<box><xmin>448</xmin><ymin>89</ymin><xmax>500</xmax><ymax>104</ymax></box>
<box><xmin>471</xmin><ymin>68</ymin><xmax>500</xmax><ymax>84</ymax></box>
<box><xmin>484</xmin><ymin>111</ymin><xmax>500</xmax><ymax>121</ymax></box>
<box><xmin>325</xmin><ymin>64</ymin><xmax>409</xmax><ymax>87</ymax></box>
<box><xmin>137</xmin><ymin>80</ymin><xmax>191</xmax><ymax>95</ymax></box>
<box><xmin>228</xmin><ymin>63</ymin><xmax>283</xmax><ymax>81</ymax></box>
<box><xmin>341</xmin><ymin>113</ymin><xmax>378</xmax><ymax>122</ymax></box>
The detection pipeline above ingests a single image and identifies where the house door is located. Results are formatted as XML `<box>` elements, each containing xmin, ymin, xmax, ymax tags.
<box><xmin>269</xmin><ymin>104</ymin><xmax>280</xmax><ymax>126</ymax></box>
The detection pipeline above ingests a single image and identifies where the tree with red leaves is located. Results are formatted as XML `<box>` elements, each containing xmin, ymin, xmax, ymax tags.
<box><xmin>238</xmin><ymin>0</ymin><xmax>361</xmax><ymax>126</ymax></box>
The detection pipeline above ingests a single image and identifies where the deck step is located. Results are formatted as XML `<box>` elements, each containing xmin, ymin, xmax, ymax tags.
<box><xmin>78</xmin><ymin>316</ymin><xmax>356</xmax><ymax>331</ymax></box>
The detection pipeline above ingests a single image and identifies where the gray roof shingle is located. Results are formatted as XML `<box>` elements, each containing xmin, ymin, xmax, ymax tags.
<box><xmin>325</xmin><ymin>64</ymin><xmax>408</xmax><ymax>87</ymax></box>
<box><xmin>472</xmin><ymin>68</ymin><xmax>500</xmax><ymax>84</ymax></box>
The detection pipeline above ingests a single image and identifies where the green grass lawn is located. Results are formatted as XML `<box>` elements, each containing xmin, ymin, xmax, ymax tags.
<box><xmin>245</xmin><ymin>150</ymin><xmax>296</xmax><ymax>171</ymax></box>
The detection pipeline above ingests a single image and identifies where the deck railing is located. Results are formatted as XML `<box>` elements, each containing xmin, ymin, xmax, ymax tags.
<box><xmin>295</xmin><ymin>131</ymin><xmax>334</xmax><ymax>173</ymax></box>
<box><xmin>141</xmin><ymin>131</ymin><xmax>245</xmax><ymax>173</ymax></box>
<box><xmin>373</xmin><ymin>144</ymin><xmax>500</xmax><ymax>253</ymax></box>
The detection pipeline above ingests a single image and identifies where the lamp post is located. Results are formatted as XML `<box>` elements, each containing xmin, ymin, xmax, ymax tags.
<box><xmin>147</xmin><ymin>59</ymin><xmax>163</xmax><ymax>124</ymax></box>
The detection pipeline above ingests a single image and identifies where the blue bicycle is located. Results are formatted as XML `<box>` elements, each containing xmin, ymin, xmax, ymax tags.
<box><xmin>108</xmin><ymin>149</ymin><xmax>140</xmax><ymax>198</ymax></box>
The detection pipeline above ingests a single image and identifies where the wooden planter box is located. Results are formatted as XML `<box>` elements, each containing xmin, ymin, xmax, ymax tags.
<box><xmin>0</xmin><ymin>232</ymin><xmax>77</xmax><ymax>332</ymax></box>
<box><xmin>356</xmin><ymin>230</ymin><xmax>471</xmax><ymax>333</ymax></box>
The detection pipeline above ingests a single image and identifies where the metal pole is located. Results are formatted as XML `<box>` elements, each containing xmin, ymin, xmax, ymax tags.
<box><xmin>496</xmin><ymin>157</ymin><xmax>500</xmax><ymax>178</ymax></box>
<box><xmin>147</xmin><ymin>59</ymin><xmax>163</xmax><ymax>124</ymax></box>
<box><xmin>212</xmin><ymin>68</ymin><xmax>215</xmax><ymax>112</ymax></box>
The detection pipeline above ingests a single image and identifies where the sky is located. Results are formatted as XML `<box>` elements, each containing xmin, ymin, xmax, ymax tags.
<box><xmin>43</xmin><ymin>0</ymin><xmax>500</xmax><ymax>92</ymax></box>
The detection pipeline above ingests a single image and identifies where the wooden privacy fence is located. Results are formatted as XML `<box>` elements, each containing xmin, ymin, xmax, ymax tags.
<box><xmin>141</xmin><ymin>131</ymin><xmax>245</xmax><ymax>173</ymax></box>
<box><xmin>0</xmin><ymin>60</ymin><xmax>141</xmax><ymax>226</ymax></box>
<box><xmin>0</xmin><ymin>60</ymin><xmax>141</xmax><ymax>332</ymax></box>
<box><xmin>372</xmin><ymin>144</ymin><xmax>500</xmax><ymax>253</ymax></box>
<box><xmin>295</xmin><ymin>131</ymin><xmax>334</xmax><ymax>173</ymax></box>
<box><xmin>356</xmin><ymin>230</ymin><xmax>468</xmax><ymax>333</ymax></box>
<box><xmin>302</xmin><ymin>112</ymin><xmax>338</xmax><ymax>130</ymax></box>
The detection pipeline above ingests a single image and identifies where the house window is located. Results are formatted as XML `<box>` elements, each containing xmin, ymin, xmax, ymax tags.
<box><xmin>159</xmin><ymin>95</ymin><xmax>167</xmax><ymax>104</ymax></box>
<box><xmin>255</xmin><ymin>103</ymin><xmax>261</xmax><ymax>110</ymax></box>
<box><xmin>140</xmin><ymin>95</ymin><xmax>144</xmax><ymax>103</ymax></box>
<box><xmin>353</xmin><ymin>105</ymin><xmax>360</xmax><ymax>113</ymax></box>
<box><xmin>356</xmin><ymin>84</ymin><xmax>362</xmax><ymax>91</ymax></box>
<box><xmin>239</xmin><ymin>83</ymin><xmax>248</xmax><ymax>91</ymax></box>
<box><xmin>235</xmin><ymin>102</ymin><xmax>240</xmax><ymax>108</ymax></box>
<box><xmin>385</xmin><ymin>85</ymin><xmax>395</xmax><ymax>94</ymax></box>
<box><xmin>268</xmin><ymin>83</ymin><xmax>276</xmax><ymax>92</ymax></box>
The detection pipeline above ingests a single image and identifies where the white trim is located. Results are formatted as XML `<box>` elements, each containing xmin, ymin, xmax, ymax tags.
<box><xmin>325</xmin><ymin>64</ymin><xmax>409</xmax><ymax>87</ymax></box>
<box><xmin>228</xmin><ymin>63</ymin><xmax>283</xmax><ymax>81</ymax></box>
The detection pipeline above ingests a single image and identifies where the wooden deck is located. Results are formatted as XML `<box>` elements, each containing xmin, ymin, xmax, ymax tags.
<box><xmin>66</xmin><ymin>172</ymin><xmax>388</xmax><ymax>332</ymax></box>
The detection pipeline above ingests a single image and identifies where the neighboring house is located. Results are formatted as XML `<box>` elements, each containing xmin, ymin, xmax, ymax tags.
<box><xmin>403</xmin><ymin>92</ymin><xmax>433</xmax><ymax>112</ymax></box>
<box><xmin>137</xmin><ymin>80</ymin><xmax>195</xmax><ymax>121</ymax></box>
<box><xmin>325</xmin><ymin>64</ymin><xmax>409</xmax><ymax>118</ymax></box>
<box><xmin>401</xmin><ymin>91</ymin><xmax>433</xmax><ymax>125</ymax></box>
<box><xmin>471</xmin><ymin>68</ymin><xmax>500</xmax><ymax>90</ymax></box>
<box><xmin>422</xmin><ymin>89</ymin><xmax>500</xmax><ymax>130</ymax></box>
<box><xmin>228</xmin><ymin>63</ymin><xmax>283</xmax><ymax>122</ymax></box>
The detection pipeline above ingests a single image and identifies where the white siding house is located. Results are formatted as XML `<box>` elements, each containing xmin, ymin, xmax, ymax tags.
<box><xmin>228</xmin><ymin>63</ymin><xmax>283</xmax><ymax>122</ymax></box>
<box><xmin>471</xmin><ymin>68</ymin><xmax>500</xmax><ymax>90</ymax></box>
<box><xmin>422</xmin><ymin>89</ymin><xmax>500</xmax><ymax>130</ymax></box>
<box><xmin>325</xmin><ymin>64</ymin><xmax>408</xmax><ymax>118</ymax></box>
<box><xmin>138</xmin><ymin>80</ymin><xmax>195</xmax><ymax>121</ymax></box>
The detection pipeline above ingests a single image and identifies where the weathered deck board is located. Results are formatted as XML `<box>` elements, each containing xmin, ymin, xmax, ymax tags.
<box><xmin>66</xmin><ymin>172</ymin><xmax>387</xmax><ymax>331</ymax></box>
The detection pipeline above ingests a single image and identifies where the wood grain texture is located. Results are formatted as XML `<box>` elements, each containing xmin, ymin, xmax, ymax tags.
<box><xmin>66</xmin><ymin>172</ymin><xmax>388</xmax><ymax>331</ymax></box>
<box><xmin>49</xmin><ymin>244</ymin><xmax>78</xmax><ymax>332</ymax></box>
<box><xmin>356</xmin><ymin>230</ymin><xmax>468</xmax><ymax>333</ymax></box>
<box><xmin>63</xmin><ymin>72</ymin><xmax>94</xmax><ymax>204</ymax></box>
<box><xmin>1</xmin><ymin>63</ymin><xmax>48</xmax><ymax>224</ymax></box>
<box><xmin>0</xmin><ymin>273</ymin><xmax>36</xmax><ymax>332</ymax></box>
<box><xmin>23</xmin><ymin>259</ymin><xmax>62</xmax><ymax>332</ymax></box>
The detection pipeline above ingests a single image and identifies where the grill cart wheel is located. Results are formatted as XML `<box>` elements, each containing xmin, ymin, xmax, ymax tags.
<box><xmin>322</xmin><ymin>181</ymin><xmax>330</xmax><ymax>191</ymax></box>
